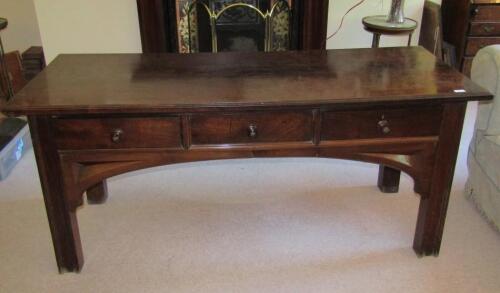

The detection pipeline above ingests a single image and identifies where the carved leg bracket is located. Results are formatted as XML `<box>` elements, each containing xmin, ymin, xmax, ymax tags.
<box><xmin>87</xmin><ymin>181</ymin><xmax>108</xmax><ymax>204</ymax></box>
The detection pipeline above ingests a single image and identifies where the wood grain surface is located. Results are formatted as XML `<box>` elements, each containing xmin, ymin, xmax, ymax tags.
<box><xmin>2</xmin><ymin>47</ymin><xmax>490</xmax><ymax>115</ymax></box>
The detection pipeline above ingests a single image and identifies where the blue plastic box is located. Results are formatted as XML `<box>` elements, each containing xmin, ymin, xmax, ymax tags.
<box><xmin>0</xmin><ymin>123</ymin><xmax>32</xmax><ymax>180</ymax></box>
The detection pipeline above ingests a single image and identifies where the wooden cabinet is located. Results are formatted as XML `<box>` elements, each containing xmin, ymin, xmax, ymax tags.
<box><xmin>442</xmin><ymin>0</ymin><xmax>500</xmax><ymax>76</ymax></box>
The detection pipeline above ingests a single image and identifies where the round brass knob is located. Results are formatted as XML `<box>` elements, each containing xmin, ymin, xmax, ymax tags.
<box><xmin>248</xmin><ymin>124</ymin><xmax>257</xmax><ymax>138</ymax></box>
<box><xmin>111</xmin><ymin>129</ymin><xmax>124</xmax><ymax>143</ymax></box>
<box><xmin>377</xmin><ymin>119</ymin><xmax>390</xmax><ymax>134</ymax></box>
<box><xmin>472</xmin><ymin>8</ymin><xmax>480</xmax><ymax>17</ymax></box>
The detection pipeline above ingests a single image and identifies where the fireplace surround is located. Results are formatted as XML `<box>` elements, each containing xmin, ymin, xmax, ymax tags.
<box><xmin>136</xmin><ymin>0</ymin><xmax>329</xmax><ymax>53</ymax></box>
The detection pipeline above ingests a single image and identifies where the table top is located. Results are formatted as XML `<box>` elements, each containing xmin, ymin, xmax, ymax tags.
<box><xmin>2</xmin><ymin>47</ymin><xmax>492</xmax><ymax>115</ymax></box>
<box><xmin>362</xmin><ymin>16</ymin><xmax>417</xmax><ymax>32</ymax></box>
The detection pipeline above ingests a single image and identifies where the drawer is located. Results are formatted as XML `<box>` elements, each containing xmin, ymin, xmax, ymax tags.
<box><xmin>321</xmin><ymin>107</ymin><xmax>442</xmax><ymax>140</ymax></box>
<box><xmin>54</xmin><ymin>117</ymin><xmax>182</xmax><ymax>149</ymax></box>
<box><xmin>465</xmin><ymin>37</ymin><xmax>500</xmax><ymax>56</ymax></box>
<box><xmin>190</xmin><ymin>111</ymin><xmax>313</xmax><ymax>145</ymax></box>
<box><xmin>462</xmin><ymin>57</ymin><xmax>473</xmax><ymax>77</ymax></box>
<box><xmin>469</xmin><ymin>23</ymin><xmax>500</xmax><ymax>36</ymax></box>
<box><xmin>471</xmin><ymin>5</ymin><xmax>500</xmax><ymax>22</ymax></box>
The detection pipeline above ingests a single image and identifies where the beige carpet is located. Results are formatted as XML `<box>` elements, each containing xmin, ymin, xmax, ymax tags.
<box><xmin>1</xmin><ymin>102</ymin><xmax>499</xmax><ymax>292</ymax></box>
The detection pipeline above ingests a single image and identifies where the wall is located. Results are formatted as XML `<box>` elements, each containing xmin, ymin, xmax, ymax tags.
<box><xmin>327</xmin><ymin>0</ymin><xmax>425</xmax><ymax>49</ymax></box>
<box><xmin>33</xmin><ymin>0</ymin><xmax>142</xmax><ymax>63</ymax></box>
<box><xmin>0</xmin><ymin>0</ymin><xmax>42</xmax><ymax>53</ymax></box>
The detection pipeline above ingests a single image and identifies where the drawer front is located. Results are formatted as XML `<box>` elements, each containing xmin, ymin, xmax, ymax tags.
<box><xmin>471</xmin><ymin>5</ymin><xmax>500</xmax><ymax>22</ymax></box>
<box><xmin>54</xmin><ymin>117</ymin><xmax>182</xmax><ymax>149</ymax></box>
<box><xmin>190</xmin><ymin>111</ymin><xmax>313</xmax><ymax>145</ymax></box>
<box><xmin>321</xmin><ymin>107</ymin><xmax>442</xmax><ymax>140</ymax></box>
<box><xmin>465</xmin><ymin>37</ymin><xmax>500</xmax><ymax>56</ymax></box>
<box><xmin>469</xmin><ymin>22</ymin><xmax>500</xmax><ymax>36</ymax></box>
<box><xmin>462</xmin><ymin>57</ymin><xmax>474</xmax><ymax>77</ymax></box>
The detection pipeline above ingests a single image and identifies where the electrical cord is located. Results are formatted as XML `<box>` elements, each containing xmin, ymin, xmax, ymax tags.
<box><xmin>323</xmin><ymin>0</ymin><xmax>368</xmax><ymax>47</ymax></box>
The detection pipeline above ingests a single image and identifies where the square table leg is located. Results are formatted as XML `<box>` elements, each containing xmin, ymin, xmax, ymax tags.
<box><xmin>378</xmin><ymin>165</ymin><xmax>401</xmax><ymax>193</ymax></box>
<box><xmin>87</xmin><ymin>181</ymin><xmax>108</xmax><ymax>204</ymax></box>
<box><xmin>413</xmin><ymin>102</ymin><xmax>466</xmax><ymax>256</ymax></box>
<box><xmin>29</xmin><ymin>116</ymin><xmax>84</xmax><ymax>272</ymax></box>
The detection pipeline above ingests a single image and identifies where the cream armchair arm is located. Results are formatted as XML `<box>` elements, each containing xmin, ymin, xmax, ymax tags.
<box><xmin>466</xmin><ymin>45</ymin><xmax>500</xmax><ymax>231</ymax></box>
<box><xmin>471</xmin><ymin>45</ymin><xmax>500</xmax><ymax>136</ymax></box>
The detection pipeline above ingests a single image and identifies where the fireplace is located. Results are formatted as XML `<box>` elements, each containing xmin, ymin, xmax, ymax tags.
<box><xmin>137</xmin><ymin>0</ymin><xmax>329</xmax><ymax>53</ymax></box>
<box><xmin>179</xmin><ymin>0</ymin><xmax>293</xmax><ymax>53</ymax></box>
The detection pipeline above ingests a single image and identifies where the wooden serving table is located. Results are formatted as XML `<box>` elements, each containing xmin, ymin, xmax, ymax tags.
<box><xmin>1</xmin><ymin>47</ymin><xmax>492</xmax><ymax>273</ymax></box>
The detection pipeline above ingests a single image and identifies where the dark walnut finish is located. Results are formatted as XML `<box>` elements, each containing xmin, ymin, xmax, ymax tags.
<box><xmin>86</xmin><ymin>181</ymin><xmax>108</xmax><ymax>204</ymax></box>
<box><xmin>469</xmin><ymin>22</ymin><xmax>500</xmax><ymax>36</ymax></box>
<box><xmin>136</xmin><ymin>0</ymin><xmax>174</xmax><ymax>53</ymax></box>
<box><xmin>321</xmin><ymin>106</ymin><xmax>442</xmax><ymax>140</ymax></box>
<box><xmin>378</xmin><ymin>165</ymin><xmax>401</xmax><ymax>193</ymax></box>
<box><xmin>190</xmin><ymin>111</ymin><xmax>313</xmax><ymax>145</ymax></box>
<box><xmin>53</xmin><ymin>117</ymin><xmax>182</xmax><ymax>149</ymax></box>
<box><xmin>465</xmin><ymin>36</ymin><xmax>500</xmax><ymax>55</ymax></box>
<box><xmin>442</xmin><ymin>0</ymin><xmax>500</xmax><ymax>76</ymax></box>
<box><xmin>2</xmin><ymin>47</ymin><xmax>492</xmax><ymax>273</ymax></box>
<box><xmin>297</xmin><ymin>0</ymin><xmax>330</xmax><ymax>50</ymax></box>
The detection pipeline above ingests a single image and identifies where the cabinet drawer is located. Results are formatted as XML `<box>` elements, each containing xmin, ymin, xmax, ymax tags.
<box><xmin>471</xmin><ymin>5</ymin><xmax>500</xmax><ymax>22</ymax></box>
<box><xmin>465</xmin><ymin>37</ymin><xmax>500</xmax><ymax>56</ymax></box>
<box><xmin>321</xmin><ymin>107</ymin><xmax>442</xmax><ymax>140</ymax></box>
<box><xmin>190</xmin><ymin>111</ymin><xmax>313</xmax><ymax>145</ymax></box>
<box><xmin>469</xmin><ymin>23</ymin><xmax>500</xmax><ymax>36</ymax></box>
<box><xmin>54</xmin><ymin>117</ymin><xmax>182</xmax><ymax>149</ymax></box>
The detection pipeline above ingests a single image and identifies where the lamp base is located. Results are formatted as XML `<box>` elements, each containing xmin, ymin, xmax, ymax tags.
<box><xmin>387</xmin><ymin>0</ymin><xmax>405</xmax><ymax>24</ymax></box>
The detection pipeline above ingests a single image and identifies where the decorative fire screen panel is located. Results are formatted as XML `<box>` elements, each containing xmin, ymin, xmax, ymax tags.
<box><xmin>270</xmin><ymin>0</ymin><xmax>290</xmax><ymax>52</ymax></box>
<box><xmin>176</xmin><ymin>0</ymin><xmax>199</xmax><ymax>53</ymax></box>
<box><xmin>175</xmin><ymin>0</ymin><xmax>292</xmax><ymax>53</ymax></box>
<box><xmin>212</xmin><ymin>0</ymin><xmax>260</xmax><ymax>25</ymax></box>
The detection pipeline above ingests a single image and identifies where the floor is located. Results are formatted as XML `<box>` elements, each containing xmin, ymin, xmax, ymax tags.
<box><xmin>1</xmin><ymin>102</ymin><xmax>499</xmax><ymax>293</ymax></box>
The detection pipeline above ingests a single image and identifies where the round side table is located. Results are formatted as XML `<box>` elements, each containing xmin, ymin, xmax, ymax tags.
<box><xmin>362</xmin><ymin>15</ymin><xmax>418</xmax><ymax>48</ymax></box>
